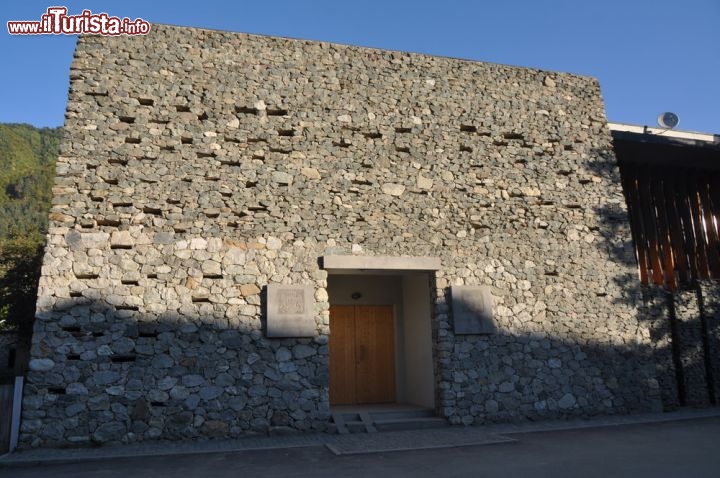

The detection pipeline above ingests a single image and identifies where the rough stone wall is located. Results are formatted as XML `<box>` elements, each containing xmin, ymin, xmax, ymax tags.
<box><xmin>643</xmin><ymin>281</ymin><xmax>720</xmax><ymax>409</ymax></box>
<box><xmin>23</xmin><ymin>24</ymin><xmax>660</xmax><ymax>448</ymax></box>
<box><xmin>641</xmin><ymin>286</ymin><xmax>680</xmax><ymax>409</ymax></box>
<box><xmin>673</xmin><ymin>288</ymin><xmax>710</xmax><ymax>405</ymax></box>
<box><xmin>698</xmin><ymin>280</ymin><xmax>720</xmax><ymax>403</ymax></box>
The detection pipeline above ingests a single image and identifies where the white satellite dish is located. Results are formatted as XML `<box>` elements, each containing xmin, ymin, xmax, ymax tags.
<box><xmin>657</xmin><ymin>112</ymin><xmax>679</xmax><ymax>129</ymax></box>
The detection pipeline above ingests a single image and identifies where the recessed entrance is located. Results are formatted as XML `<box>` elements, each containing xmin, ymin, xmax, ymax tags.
<box><xmin>325</xmin><ymin>268</ymin><xmax>436</xmax><ymax>411</ymax></box>
<box><xmin>330</xmin><ymin>305</ymin><xmax>396</xmax><ymax>405</ymax></box>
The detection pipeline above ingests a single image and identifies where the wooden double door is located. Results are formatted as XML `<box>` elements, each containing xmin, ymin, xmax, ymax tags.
<box><xmin>329</xmin><ymin>305</ymin><xmax>396</xmax><ymax>405</ymax></box>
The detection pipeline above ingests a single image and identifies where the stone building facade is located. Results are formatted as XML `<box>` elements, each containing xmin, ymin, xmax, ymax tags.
<box><xmin>21</xmin><ymin>24</ymin><xmax>664</xmax><ymax>448</ymax></box>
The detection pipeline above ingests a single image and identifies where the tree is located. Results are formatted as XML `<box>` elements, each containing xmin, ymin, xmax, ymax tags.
<box><xmin>0</xmin><ymin>233</ymin><xmax>45</xmax><ymax>335</ymax></box>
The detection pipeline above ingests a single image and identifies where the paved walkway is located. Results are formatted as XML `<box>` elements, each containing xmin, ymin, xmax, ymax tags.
<box><xmin>1</xmin><ymin>407</ymin><xmax>719</xmax><ymax>466</ymax></box>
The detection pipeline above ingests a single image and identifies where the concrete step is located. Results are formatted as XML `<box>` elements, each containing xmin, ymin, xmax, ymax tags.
<box><xmin>329</xmin><ymin>407</ymin><xmax>447</xmax><ymax>434</ymax></box>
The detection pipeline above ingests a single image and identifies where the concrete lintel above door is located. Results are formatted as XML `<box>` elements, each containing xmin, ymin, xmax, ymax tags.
<box><xmin>322</xmin><ymin>255</ymin><xmax>441</xmax><ymax>272</ymax></box>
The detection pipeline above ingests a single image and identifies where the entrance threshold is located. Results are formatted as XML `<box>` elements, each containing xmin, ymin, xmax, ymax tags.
<box><xmin>329</xmin><ymin>403</ymin><xmax>445</xmax><ymax>434</ymax></box>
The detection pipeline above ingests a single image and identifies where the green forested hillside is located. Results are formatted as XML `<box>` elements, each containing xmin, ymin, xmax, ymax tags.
<box><xmin>0</xmin><ymin>124</ymin><xmax>61</xmax><ymax>239</ymax></box>
<box><xmin>0</xmin><ymin>124</ymin><xmax>61</xmax><ymax>332</ymax></box>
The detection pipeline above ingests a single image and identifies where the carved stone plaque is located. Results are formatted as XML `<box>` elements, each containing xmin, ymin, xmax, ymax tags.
<box><xmin>266</xmin><ymin>284</ymin><xmax>315</xmax><ymax>337</ymax></box>
<box><xmin>451</xmin><ymin>285</ymin><xmax>496</xmax><ymax>335</ymax></box>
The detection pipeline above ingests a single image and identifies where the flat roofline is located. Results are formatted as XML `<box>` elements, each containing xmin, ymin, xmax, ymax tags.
<box><xmin>608</xmin><ymin>122</ymin><xmax>719</xmax><ymax>143</ymax></box>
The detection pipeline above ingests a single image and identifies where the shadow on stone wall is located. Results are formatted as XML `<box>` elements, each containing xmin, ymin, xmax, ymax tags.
<box><xmin>583</xmin><ymin>149</ymin><xmax>720</xmax><ymax>410</ymax></box>
<box><xmin>23</xmin><ymin>296</ymin><xmax>329</xmax><ymax>448</ymax></box>
<box><xmin>21</xmin><ymin>290</ymin><xmax>684</xmax><ymax>447</ymax></box>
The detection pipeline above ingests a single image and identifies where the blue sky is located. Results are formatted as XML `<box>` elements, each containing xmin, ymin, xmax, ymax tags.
<box><xmin>2</xmin><ymin>1</ymin><xmax>719</xmax><ymax>133</ymax></box>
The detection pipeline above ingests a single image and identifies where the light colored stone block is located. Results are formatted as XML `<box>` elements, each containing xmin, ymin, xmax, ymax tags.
<box><xmin>266</xmin><ymin>284</ymin><xmax>316</xmax><ymax>338</ymax></box>
<box><xmin>451</xmin><ymin>285</ymin><xmax>495</xmax><ymax>335</ymax></box>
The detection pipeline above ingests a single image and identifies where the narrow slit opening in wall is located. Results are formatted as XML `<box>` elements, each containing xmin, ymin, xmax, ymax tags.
<box><xmin>395</xmin><ymin>146</ymin><xmax>410</xmax><ymax>153</ymax></box>
<box><xmin>48</xmin><ymin>387</ymin><xmax>66</xmax><ymax>395</ymax></box>
<box><xmin>111</xmin><ymin>244</ymin><xmax>133</xmax><ymax>250</ymax></box>
<box><xmin>111</xmin><ymin>355</ymin><xmax>137</xmax><ymax>363</ymax></box>
<box><xmin>351</xmin><ymin>179</ymin><xmax>373</xmax><ymax>186</ymax></box>
<box><xmin>181</xmin><ymin>137</ymin><xmax>193</xmax><ymax>144</ymax></box>
<box><xmin>147</xmin><ymin>273</ymin><xmax>158</xmax><ymax>279</ymax></box>
<box><xmin>224</xmin><ymin>136</ymin><xmax>242</xmax><ymax>143</ymax></box>
<box><xmin>160</xmin><ymin>145</ymin><xmax>175</xmax><ymax>151</ymax></box>
<box><xmin>363</xmin><ymin>132</ymin><xmax>382</xmax><ymax>139</ymax></box>
<box><xmin>277</xmin><ymin>129</ymin><xmax>295</xmax><ymax>137</ymax></box>
<box><xmin>247</xmin><ymin>138</ymin><xmax>267</xmax><ymax>143</ymax></box>
<box><xmin>333</xmin><ymin>140</ymin><xmax>351</xmax><ymax>148</ymax></box>
<box><xmin>197</xmin><ymin>112</ymin><xmax>209</xmax><ymax>121</ymax></box>
<box><xmin>116</xmin><ymin>306</ymin><xmax>139</xmax><ymax>311</ymax></box>
<box><xmin>85</xmin><ymin>91</ymin><xmax>108</xmax><ymax>97</ymax></box>
<box><xmin>125</xmin><ymin>137</ymin><xmax>141</xmax><ymax>144</ymax></box>
<box><xmin>204</xmin><ymin>210</ymin><xmax>220</xmax><ymax>217</ymax></box>
<box><xmin>92</xmin><ymin>332</ymin><xmax>103</xmax><ymax>337</ymax></box>
<box><xmin>460</xmin><ymin>125</ymin><xmax>477</xmax><ymax>132</ymax></box>
<box><xmin>267</xmin><ymin>108</ymin><xmax>288</xmax><ymax>116</ymax></box>
<box><xmin>247</xmin><ymin>205</ymin><xmax>268</xmax><ymax>212</ymax></box>
<box><xmin>175</xmin><ymin>105</ymin><xmax>190</xmax><ymax>112</ymax></box>
<box><xmin>62</xmin><ymin>326</ymin><xmax>81</xmax><ymax>333</ymax></box>
<box><xmin>119</xmin><ymin>116</ymin><xmax>135</xmax><ymax>124</ymax></box>
<box><xmin>66</xmin><ymin>354</ymin><xmax>80</xmax><ymax>361</ymax></box>
<box><xmin>97</xmin><ymin>218</ymin><xmax>121</xmax><ymax>226</ymax></box>
<box><xmin>235</xmin><ymin>106</ymin><xmax>258</xmax><ymax>115</ymax></box>
<box><xmin>395</xmin><ymin>127</ymin><xmax>412</xmax><ymax>133</ymax></box>
<box><xmin>137</xmin><ymin>98</ymin><xmax>154</xmax><ymax>106</ymax></box>
<box><xmin>460</xmin><ymin>145</ymin><xmax>473</xmax><ymax>153</ymax></box>
<box><xmin>151</xmin><ymin>402</ymin><xmax>166</xmax><ymax>407</ymax></box>
<box><xmin>121</xmin><ymin>280</ymin><xmax>139</xmax><ymax>285</ymax></box>
<box><xmin>245</xmin><ymin>181</ymin><xmax>257</xmax><ymax>188</ymax></box>
<box><xmin>269</xmin><ymin>147</ymin><xmax>291</xmax><ymax>154</ymax></box>
<box><xmin>503</xmin><ymin>132</ymin><xmax>524</xmax><ymax>140</ymax></box>
<box><xmin>75</xmin><ymin>273</ymin><xmax>99</xmax><ymax>280</ymax></box>
<box><xmin>219</xmin><ymin>159</ymin><xmax>241</xmax><ymax>166</ymax></box>
<box><xmin>103</xmin><ymin>178</ymin><xmax>119</xmax><ymax>185</ymax></box>
<box><xmin>203</xmin><ymin>274</ymin><xmax>223</xmax><ymax>279</ymax></box>
<box><xmin>69</xmin><ymin>291</ymin><xmax>83</xmax><ymax>298</ymax></box>
<box><xmin>197</xmin><ymin>152</ymin><xmax>217</xmax><ymax>158</ymax></box>
<box><xmin>167</xmin><ymin>198</ymin><xmax>181</xmax><ymax>205</ymax></box>
<box><xmin>143</xmin><ymin>206</ymin><xmax>163</xmax><ymax>216</ymax></box>
<box><xmin>139</xmin><ymin>331</ymin><xmax>158</xmax><ymax>338</ymax></box>
<box><xmin>108</xmin><ymin>158</ymin><xmax>129</xmax><ymax>166</ymax></box>
<box><xmin>192</xmin><ymin>296</ymin><xmax>211</xmax><ymax>303</ymax></box>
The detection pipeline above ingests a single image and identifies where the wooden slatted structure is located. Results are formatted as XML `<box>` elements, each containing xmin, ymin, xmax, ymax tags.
<box><xmin>618</xmin><ymin>158</ymin><xmax>720</xmax><ymax>291</ymax></box>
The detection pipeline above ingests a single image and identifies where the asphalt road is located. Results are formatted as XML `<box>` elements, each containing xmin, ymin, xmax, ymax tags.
<box><xmin>4</xmin><ymin>417</ymin><xmax>720</xmax><ymax>478</ymax></box>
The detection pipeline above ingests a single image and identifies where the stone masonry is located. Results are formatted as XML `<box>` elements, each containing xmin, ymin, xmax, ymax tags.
<box><xmin>22</xmin><ymin>24</ymin><xmax>662</xmax><ymax>448</ymax></box>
